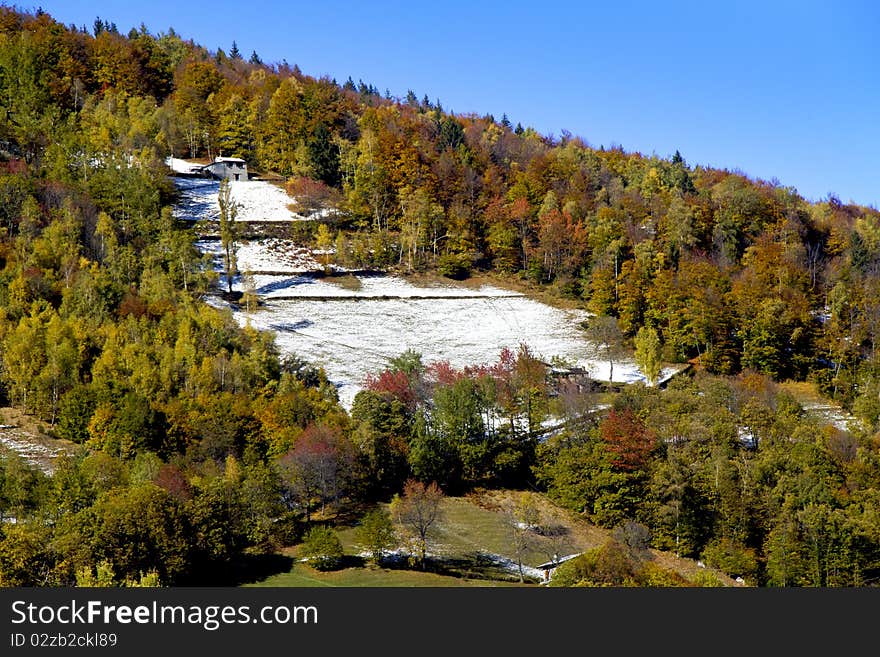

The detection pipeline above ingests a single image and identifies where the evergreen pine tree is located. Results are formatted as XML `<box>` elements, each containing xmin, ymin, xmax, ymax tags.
<box><xmin>308</xmin><ymin>124</ymin><xmax>341</xmax><ymax>187</ymax></box>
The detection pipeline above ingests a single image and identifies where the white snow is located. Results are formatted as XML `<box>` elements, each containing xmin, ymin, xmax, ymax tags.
<box><xmin>196</xmin><ymin>238</ymin><xmax>325</xmax><ymax>274</ymax></box>
<box><xmin>166</xmin><ymin>156</ymin><xmax>202</xmax><ymax>175</ymax></box>
<box><xmin>737</xmin><ymin>426</ymin><xmax>757</xmax><ymax>449</ymax></box>
<box><xmin>802</xmin><ymin>402</ymin><xmax>858</xmax><ymax>432</ymax></box>
<box><xmin>221</xmin><ymin>271</ymin><xmax>526</xmax><ymax>300</ymax></box>
<box><xmin>480</xmin><ymin>552</ymin><xmax>546</xmax><ymax>581</ymax></box>
<box><xmin>217</xmin><ymin>278</ymin><xmax>669</xmax><ymax>410</ymax></box>
<box><xmin>354</xmin><ymin>546</ymin><xmax>546</xmax><ymax>581</ymax></box>
<box><xmin>173</xmin><ymin>173</ymin><xmax>684</xmax><ymax>410</ymax></box>
<box><xmin>171</xmin><ymin>176</ymin><xmax>308</xmax><ymax>223</ymax></box>
<box><xmin>0</xmin><ymin>432</ymin><xmax>63</xmax><ymax>475</ymax></box>
<box><xmin>233</xmin><ymin>293</ymin><xmax>585</xmax><ymax>409</ymax></box>
<box><xmin>238</xmin><ymin>239</ymin><xmax>324</xmax><ymax>272</ymax></box>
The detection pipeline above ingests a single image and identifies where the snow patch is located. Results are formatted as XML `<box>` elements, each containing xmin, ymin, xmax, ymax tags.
<box><xmin>175</xmin><ymin>176</ymin><xmax>682</xmax><ymax>410</ymax></box>
<box><xmin>196</xmin><ymin>239</ymin><xmax>326</xmax><ymax>274</ymax></box>
<box><xmin>480</xmin><ymin>552</ymin><xmax>545</xmax><ymax>580</ymax></box>
<box><xmin>171</xmin><ymin>176</ymin><xmax>308</xmax><ymax>223</ymax></box>
<box><xmin>165</xmin><ymin>156</ymin><xmax>201</xmax><ymax>175</ymax></box>
<box><xmin>0</xmin><ymin>431</ymin><xmax>63</xmax><ymax>475</ymax></box>
<box><xmin>802</xmin><ymin>402</ymin><xmax>857</xmax><ymax>432</ymax></box>
<box><xmin>210</xmin><ymin>282</ymin><xmax>661</xmax><ymax>410</ymax></box>
<box><xmin>221</xmin><ymin>271</ymin><xmax>525</xmax><ymax>300</ymax></box>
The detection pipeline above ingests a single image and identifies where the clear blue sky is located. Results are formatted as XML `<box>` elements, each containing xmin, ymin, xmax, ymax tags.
<box><xmin>27</xmin><ymin>0</ymin><xmax>880</xmax><ymax>208</ymax></box>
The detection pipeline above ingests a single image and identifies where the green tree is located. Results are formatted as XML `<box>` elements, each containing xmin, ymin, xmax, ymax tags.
<box><xmin>0</xmin><ymin>522</ymin><xmax>57</xmax><ymax>586</ymax></box>
<box><xmin>514</xmin><ymin>343</ymin><xmax>549</xmax><ymax>436</ymax></box>
<box><xmin>356</xmin><ymin>507</ymin><xmax>396</xmax><ymax>564</ymax></box>
<box><xmin>216</xmin><ymin>94</ymin><xmax>253</xmax><ymax>159</ymax></box>
<box><xmin>66</xmin><ymin>484</ymin><xmax>192</xmax><ymax>585</ymax></box>
<box><xmin>300</xmin><ymin>525</ymin><xmax>344</xmax><ymax>570</ymax></box>
<box><xmin>57</xmin><ymin>385</ymin><xmax>98</xmax><ymax>444</ymax></box>
<box><xmin>634</xmin><ymin>326</ymin><xmax>662</xmax><ymax>386</ymax></box>
<box><xmin>185</xmin><ymin>474</ymin><xmax>250</xmax><ymax>575</ymax></box>
<box><xmin>218</xmin><ymin>178</ymin><xmax>239</xmax><ymax>295</ymax></box>
<box><xmin>350</xmin><ymin>390</ymin><xmax>410</xmax><ymax>496</ymax></box>
<box><xmin>701</xmin><ymin>537</ymin><xmax>759</xmax><ymax>584</ymax></box>
<box><xmin>430</xmin><ymin>377</ymin><xmax>488</xmax><ymax>486</ymax></box>
<box><xmin>307</xmin><ymin>123</ymin><xmax>340</xmax><ymax>187</ymax></box>
<box><xmin>173</xmin><ymin>60</ymin><xmax>223</xmax><ymax>157</ymax></box>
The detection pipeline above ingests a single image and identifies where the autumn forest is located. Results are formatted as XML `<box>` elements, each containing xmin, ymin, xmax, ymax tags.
<box><xmin>1</xmin><ymin>6</ymin><xmax>880</xmax><ymax>587</ymax></box>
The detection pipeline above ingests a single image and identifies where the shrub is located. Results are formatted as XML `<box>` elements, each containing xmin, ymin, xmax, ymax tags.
<box><xmin>437</xmin><ymin>253</ymin><xmax>471</xmax><ymax>280</ymax></box>
<box><xmin>640</xmin><ymin>562</ymin><xmax>690</xmax><ymax>587</ymax></box>
<box><xmin>299</xmin><ymin>526</ymin><xmax>344</xmax><ymax>570</ymax></box>
<box><xmin>701</xmin><ymin>538</ymin><xmax>759</xmax><ymax>583</ymax></box>
<box><xmin>356</xmin><ymin>508</ymin><xmax>396</xmax><ymax>563</ymax></box>
<box><xmin>612</xmin><ymin>520</ymin><xmax>652</xmax><ymax>557</ymax></box>
<box><xmin>691</xmin><ymin>570</ymin><xmax>725</xmax><ymax>587</ymax></box>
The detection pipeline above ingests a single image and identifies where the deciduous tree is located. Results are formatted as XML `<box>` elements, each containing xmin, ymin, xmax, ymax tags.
<box><xmin>218</xmin><ymin>178</ymin><xmax>238</xmax><ymax>295</ymax></box>
<box><xmin>390</xmin><ymin>479</ymin><xmax>444</xmax><ymax>567</ymax></box>
<box><xmin>634</xmin><ymin>326</ymin><xmax>662</xmax><ymax>386</ymax></box>
<box><xmin>586</xmin><ymin>315</ymin><xmax>624</xmax><ymax>383</ymax></box>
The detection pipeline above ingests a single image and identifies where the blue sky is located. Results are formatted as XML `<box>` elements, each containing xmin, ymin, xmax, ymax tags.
<box><xmin>27</xmin><ymin>1</ymin><xmax>880</xmax><ymax>208</ymax></box>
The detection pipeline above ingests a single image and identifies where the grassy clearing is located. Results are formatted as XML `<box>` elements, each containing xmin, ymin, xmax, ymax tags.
<box><xmin>245</xmin><ymin>490</ymin><xmax>737</xmax><ymax>588</ymax></box>
<box><xmin>777</xmin><ymin>380</ymin><xmax>832</xmax><ymax>404</ymax></box>
<box><xmin>470</xmin><ymin>490</ymin><xmax>610</xmax><ymax>555</ymax></box>
<box><xmin>246</xmin><ymin>557</ymin><xmax>524</xmax><ymax>588</ymax></box>
<box><xmin>335</xmin><ymin>494</ymin><xmax>586</xmax><ymax>569</ymax></box>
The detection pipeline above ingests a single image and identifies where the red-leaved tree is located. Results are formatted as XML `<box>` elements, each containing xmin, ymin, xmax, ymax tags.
<box><xmin>600</xmin><ymin>409</ymin><xmax>657</xmax><ymax>472</ymax></box>
<box><xmin>278</xmin><ymin>423</ymin><xmax>354</xmax><ymax>521</ymax></box>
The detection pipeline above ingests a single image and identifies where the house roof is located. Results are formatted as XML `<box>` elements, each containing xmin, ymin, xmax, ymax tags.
<box><xmin>214</xmin><ymin>156</ymin><xmax>246</xmax><ymax>163</ymax></box>
<box><xmin>536</xmin><ymin>553</ymin><xmax>582</xmax><ymax>570</ymax></box>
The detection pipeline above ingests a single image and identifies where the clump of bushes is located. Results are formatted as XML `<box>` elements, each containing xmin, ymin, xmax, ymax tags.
<box><xmin>299</xmin><ymin>526</ymin><xmax>344</xmax><ymax>570</ymax></box>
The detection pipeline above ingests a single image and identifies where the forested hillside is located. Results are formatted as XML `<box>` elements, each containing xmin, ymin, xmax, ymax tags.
<box><xmin>1</xmin><ymin>6</ymin><xmax>879</xmax><ymax>587</ymax></box>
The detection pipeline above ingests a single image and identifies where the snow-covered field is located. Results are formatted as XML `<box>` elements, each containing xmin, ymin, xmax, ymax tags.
<box><xmin>236</xmin><ymin>294</ymin><xmax>588</xmax><ymax>409</ymax></box>
<box><xmin>224</xmin><ymin>278</ymin><xmax>671</xmax><ymax>409</ymax></box>
<box><xmin>170</xmin><ymin>173</ymin><xmax>669</xmax><ymax>409</ymax></box>
<box><xmin>197</xmin><ymin>238</ymin><xmax>325</xmax><ymax>273</ymax></box>
<box><xmin>171</xmin><ymin>176</ymin><xmax>307</xmax><ymax>223</ymax></box>
<box><xmin>223</xmin><ymin>271</ymin><xmax>526</xmax><ymax>300</ymax></box>
<box><xmin>167</xmin><ymin>157</ymin><xmax>202</xmax><ymax>175</ymax></box>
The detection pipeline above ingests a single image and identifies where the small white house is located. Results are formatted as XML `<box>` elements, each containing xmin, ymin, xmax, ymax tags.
<box><xmin>199</xmin><ymin>156</ymin><xmax>248</xmax><ymax>181</ymax></box>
